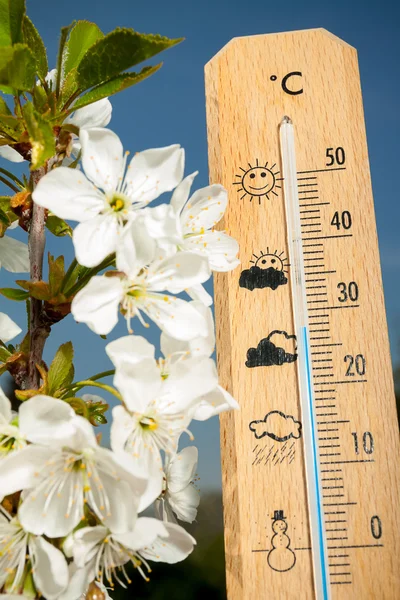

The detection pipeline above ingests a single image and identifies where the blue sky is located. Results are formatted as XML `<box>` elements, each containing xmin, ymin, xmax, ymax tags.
<box><xmin>1</xmin><ymin>0</ymin><xmax>398</xmax><ymax>489</ymax></box>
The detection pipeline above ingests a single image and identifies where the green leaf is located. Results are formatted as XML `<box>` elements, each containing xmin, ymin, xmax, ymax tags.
<box><xmin>46</xmin><ymin>214</ymin><xmax>72</xmax><ymax>237</ymax></box>
<box><xmin>71</xmin><ymin>65</ymin><xmax>161</xmax><ymax>112</ymax></box>
<box><xmin>48</xmin><ymin>341</ymin><xmax>74</xmax><ymax>394</ymax></box>
<box><xmin>16</xmin><ymin>279</ymin><xmax>51</xmax><ymax>300</ymax></box>
<box><xmin>63</xmin><ymin>21</ymin><xmax>103</xmax><ymax>78</ymax></box>
<box><xmin>0</xmin><ymin>207</ymin><xmax>8</xmax><ymax>225</ymax></box>
<box><xmin>0</xmin><ymin>113</ymin><xmax>22</xmax><ymax>140</ymax></box>
<box><xmin>0</xmin><ymin>0</ymin><xmax>25</xmax><ymax>46</ymax></box>
<box><xmin>0</xmin><ymin>287</ymin><xmax>29</xmax><ymax>300</ymax></box>
<box><xmin>22</xmin><ymin>16</ymin><xmax>48</xmax><ymax>80</ymax></box>
<box><xmin>59</xmin><ymin>68</ymin><xmax>78</xmax><ymax>109</ymax></box>
<box><xmin>55</xmin><ymin>24</ymin><xmax>74</xmax><ymax>97</ymax></box>
<box><xmin>0</xmin><ymin>345</ymin><xmax>12</xmax><ymax>361</ymax></box>
<box><xmin>32</xmin><ymin>80</ymin><xmax>49</xmax><ymax>113</ymax></box>
<box><xmin>48</xmin><ymin>254</ymin><xmax>65</xmax><ymax>295</ymax></box>
<box><xmin>64</xmin><ymin>363</ymin><xmax>75</xmax><ymax>388</ymax></box>
<box><xmin>22</xmin><ymin>101</ymin><xmax>55</xmax><ymax>168</ymax></box>
<box><xmin>77</xmin><ymin>28</ymin><xmax>181</xmax><ymax>90</ymax></box>
<box><xmin>0</xmin><ymin>96</ymin><xmax>11</xmax><ymax>115</ymax></box>
<box><xmin>0</xmin><ymin>43</ymin><xmax>35</xmax><ymax>92</ymax></box>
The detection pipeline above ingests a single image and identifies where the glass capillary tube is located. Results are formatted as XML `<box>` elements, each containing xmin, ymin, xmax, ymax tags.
<box><xmin>280</xmin><ymin>116</ymin><xmax>331</xmax><ymax>600</ymax></box>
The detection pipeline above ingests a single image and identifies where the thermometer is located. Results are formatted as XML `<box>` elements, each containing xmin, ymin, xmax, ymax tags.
<box><xmin>205</xmin><ymin>28</ymin><xmax>400</xmax><ymax>599</ymax></box>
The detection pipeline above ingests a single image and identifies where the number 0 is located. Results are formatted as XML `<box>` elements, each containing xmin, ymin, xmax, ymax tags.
<box><xmin>371</xmin><ymin>515</ymin><xmax>382</xmax><ymax>539</ymax></box>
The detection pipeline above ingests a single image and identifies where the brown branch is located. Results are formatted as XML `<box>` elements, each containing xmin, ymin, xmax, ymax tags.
<box><xmin>26</xmin><ymin>164</ymin><xmax>53</xmax><ymax>389</ymax></box>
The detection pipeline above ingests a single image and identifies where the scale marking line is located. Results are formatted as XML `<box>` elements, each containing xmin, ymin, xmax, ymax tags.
<box><xmin>327</xmin><ymin>544</ymin><xmax>383</xmax><ymax>550</ymax></box>
<box><xmin>304</xmin><ymin>234</ymin><xmax>353</xmax><ymax>241</ymax></box>
<box><xmin>322</xmin><ymin>459</ymin><xmax>374</xmax><ymax>465</ymax></box>
<box><xmin>297</xmin><ymin>167</ymin><xmax>347</xmax><ymax>174</ymax></box>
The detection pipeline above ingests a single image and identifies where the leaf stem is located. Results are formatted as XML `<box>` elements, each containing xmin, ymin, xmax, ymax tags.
<box><xmin>0</xmin><ymin>174</ymin><xmax>19</xmax><ymax>193</ymax></box>
<box><xmin>64</xmin><ymin>254</ymin><xmax>115</xmax><ymax>296</ymax></box>
<box><xmin>0</xmin><ymin>167</ymin><xmax>24</xmax><ymax>189</ymax></box>
<box><xmin>60</xmin><ymin>257</ymin><xmax>78</xmax><ymax>293</ymax></box>
<box><xmin>86</xmin><ymin>369</ymin><xmax>115</xmax><ymax>382</ymax></box>
<box><xmin>63</xmin><ymin>379</ymin><xmax>122</xmax><ymax>400</ymax></box>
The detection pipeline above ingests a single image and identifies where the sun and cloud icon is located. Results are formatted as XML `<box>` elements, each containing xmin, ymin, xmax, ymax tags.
<box><xmin>233</xmin><ymin>160</ymin><xmax>282</xmax><ymax>204</ymax></box>
<box><xmin>239</xmin><ymin>248</ymin><xmax>289</xmax><ymax>291</ymax></box>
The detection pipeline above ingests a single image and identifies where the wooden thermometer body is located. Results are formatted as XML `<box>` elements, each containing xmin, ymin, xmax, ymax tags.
<box><xmin>205</xmin><ymin>29</ymin><xmax>400</xmax><ymax>599</ymax></box>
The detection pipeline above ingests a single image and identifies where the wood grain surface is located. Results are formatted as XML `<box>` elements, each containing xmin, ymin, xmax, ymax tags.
<box><xmin>205</xmin><ymin>28</ymin><xmax>400</xmax><ymax>599</ymax></box>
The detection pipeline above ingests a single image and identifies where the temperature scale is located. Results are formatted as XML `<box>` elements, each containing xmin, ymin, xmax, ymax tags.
<box><xmin>205</xmin><ymin>29</ymin><xmax>400</xmax><ymax>599</ymax></box>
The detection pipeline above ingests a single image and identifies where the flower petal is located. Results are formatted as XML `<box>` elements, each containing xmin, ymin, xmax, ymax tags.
<box><xmin>167</xmin><ymin>446</ymin><xmax>198</xmax><ymax>493</ymax></box>
<box><xmin>160</xmin><ymin>301</ymin><xmax>215</xmax><ymax>358</ymax></box>
<box><xmin>0</xmin><ymin>445</ymin><xmax>51</xmax><ymax>498</ymax></box>
<box><xmin>73</xmin><ymin>213</ymin><xmax>118</xmax><ymax>267</ymax></box>
<box><xmin>71</xmin><ymin>276</ymin><xmax>123</xmax><ymax>335</ymax></box>
<box><xmin>92</xmin><ymin>447</ymin><xmax>146</xmax><ymax>534</ymax></box>
<box><xmin>0</xmin><ymin>145</ymin><xmax>24</xmax><ymax>162</ymax></box>
<box><xmin>20</xmin><ymin>468</ymin><xmax>84</xmax><ymax>536</ymax></box>
<box><xmin>191</xmin><ymin>385</ymin><xmax>239</xmax><ymax>421</ymax></box>
<box><xmin>106</xmin><ymin>334</ymin><xmax>155</xmax><ymax>365</ymax></box>
<box><xmin>0</xmin><ymin>312</ymin><xmax>21</xmax><ymax>342</ymax></box>
<box><xmin>69</xmin><ymin>526</ymin><xmax>109</xmax><ymax>567</ymax></box>
<box><xmin>56</xmin><ymin>564</ymin><xmax>92</xmax><ymax>600</ymax></box>
<box><xmin>0</xmin><ymin>387</ymin><xmax>12</xmax><ymax>423</ymax></box>
<box><xmin>115</xmin><ymin>217</ymin><xmax>156</xmax><ymax>276</ymax></box>
<box><xmin>113</xmin><ymin>364</ymin><xmax>161</xmax><ymax>414</ymax></box>
<box><xmin>19</xmin><ymin>395</ymin><xmax>77</xmax><ymax>445</ymax></box>
<box><xmin>106</xmin><ymin>337</ymin><xmax>161</xmax><ymax>412</ymax></box>
<box><xmin>68</xmin><ymin>98</ymin><xmax>112</xmax><ymax>129</ymax></box>
<box><xmin>168</xmin><ymin>484</ymin><xmax>200</xmax><ymax>523</ymax></box>
<box><xmin>125</xmin><ymin>145</ymin><xmax>184</xmax><ymax>205</ymax></box>
<box><xmin>114</xmin><ymin>517</ymin><xmax>168</xmax><ymax>552</ymax></box>
<box><xmin>186</xmin><ymin>283</ymin><xmax>213</xmax><ymax>307</ymax></box>
<box><xmin>143</xmin><ymin>295</ymin><xmax>207</xmax><ymax>341</ymax></box>
<box><xmin>0</xmin><ymin>235</ymin><xmax>29</xmax><ymax>272</ymax></box>
<box><xmin>141</xmin><ymin>204</ymin><xmax>182</xmax><ymax>255</ymax></box>
<box><xmin>181</xmin><ymin>184</ymin><xmax>227</xmax><ymax>232</ymax></box>
<box><xmin>139</xmin><ymin>521</ymin><xmax>196</xmax><ymax>563</ymax></box>
<box><xmin>30</xmin><ymin>536</ymin><xmax>69</xmax><ymax>600</ymax></box>
<box><xmin>184</xmin><ymin>230</ymin><xmax>240</xmax><ymax>272</ymax></box>
<box><xmin>148</xmin><ymin>252</ymin><xmax>210</xmax><ymax>294</ymax></box>
<box><xmin>110</xmin><ymin>405</ymin><xmax>134</xmax><ymax>454</ymax></box>
<box><xmin>163</xmin><ymin>357</ymin><xmax>218</xmax><ymax>411</ymax></box>
<box><xmin>80</xmin><ymin>128</ymin><xmax>124</xmax><ymax>192</ymax></box>
<box><xmin>170</xmin><ymin>171</ymin><xmax>197</xmax><ymax>214</ymax></box>
<box><xmin>32</xmin><ymin>167</ymin><xmax>104</xmax><ymax>222</ymax></box>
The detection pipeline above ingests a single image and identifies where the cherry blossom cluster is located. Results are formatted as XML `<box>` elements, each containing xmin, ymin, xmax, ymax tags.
<box><xmin>0</xmin><ymin>94</ymin><xmax>239</xmax><ymax>599</ymax></box>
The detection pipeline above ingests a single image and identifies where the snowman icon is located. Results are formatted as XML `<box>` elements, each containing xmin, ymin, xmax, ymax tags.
<box><xmin>267</xmin><ymin>510</ymin><xmax>296</xmax><ymax>572</ymax></box>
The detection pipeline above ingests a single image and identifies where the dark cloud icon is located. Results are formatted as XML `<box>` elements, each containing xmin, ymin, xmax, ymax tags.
<box><xmin>239</xmin><ymin>265</ymin><xmax>288</xmax><ymax>291</ymax></box>
<box><xmin>249</xmin><ymin>410</ymin><xmax>302</xmax><ymax>442</ymax></box>
<box><xmin>246</xmin><ymin>330</ymin><xmax>297</xmax><ymax>368</ymax></box>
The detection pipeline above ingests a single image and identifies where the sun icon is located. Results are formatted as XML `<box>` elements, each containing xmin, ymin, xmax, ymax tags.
<box><xmin>233</xmin><ymin>160</ymin><xmax>282</xmax><ymax>204</ymax></box>
<box><xmin>250</xmin><ymin>248</ymin><xmax>289</xmax><ymax>273</ymax></box>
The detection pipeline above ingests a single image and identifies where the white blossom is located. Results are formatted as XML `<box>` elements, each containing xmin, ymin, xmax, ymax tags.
<box><xmin>160</xmin><ymin>302</ymin><xmax>239</xmax><ymax>420</ymax></box>
<box><xmin>156</xmin><ymin>446</ymin><xmax>200</xmax><ymax>524</ymax></box>
<box><xmin>71</xmin><ymin>250</ymin><xmax>210</xmax><ymax>339</ymax></box>
<box><xmin>0</xmin><ymin>313</ymin><xmax>21</xmax><ymax>343</ymax></box>
<box><xmin>32</xmin><ymin>128</ymin><xmax>184</xmax><ymax>267</ymax></box>
<box><xmin>0</xmin><ymin>508</ymin><xmax>69</xmax><ymax>599</ymax></box>
<box><xmin>106</xmin><ymin>335</ymin><xmax>217</xmax><ymax>498</ymax></box>
<box><xmin>66</xmin><ymin>517</ymin><xmax>195</xmax><ymax>590</ymax></box>
<box><xmin>0</xmin><ymin>398</ymin><xmax>148</xmax><ymax>537</ymax></box>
